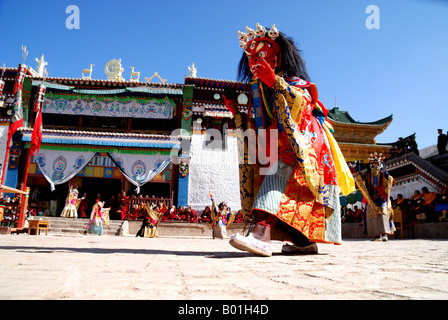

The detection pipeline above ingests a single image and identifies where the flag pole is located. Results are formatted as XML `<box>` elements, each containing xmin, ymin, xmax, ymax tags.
<box><xmin>1</xmin><ymin>46</ymin><xmax>28</xmax><ymax>186</ymax></box>
<box><xmin>17</xmin><ymin>78</ymin><xmax>46</xmax><ymax>228</ymax></box>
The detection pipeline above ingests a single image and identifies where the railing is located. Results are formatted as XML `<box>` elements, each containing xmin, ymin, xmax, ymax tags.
<box><xmin>124</xmin><ymin>192</ymin><xmax>173</xmax><ymax>220</ymax></box>
<box><xmin>128</xmin><ymin>192</ymin><xmax>173</xmax><ymax>210</ymax></box>
<box><xmin>0</xmin><ymin>185</ymin><xmax>30</xmax><ymax>229</ymax></box>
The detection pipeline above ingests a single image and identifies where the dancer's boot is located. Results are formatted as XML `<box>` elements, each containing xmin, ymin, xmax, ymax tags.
<box><xmin>230</xmin><ymin>224</ymin><xmax>272</xmax><ymax>257</ymax></box>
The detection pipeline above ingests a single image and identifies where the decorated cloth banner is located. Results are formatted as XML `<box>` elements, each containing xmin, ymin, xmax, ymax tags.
<box><xmin>108</xmin><ymin>150</ymin><xmax>172</xmax><ymax>194</ymax></box>
<box><xmin>339</xmin><ymin>189</ymin><xmax>364</xmax><ymax>206</ymax></box>
<box><xmin>35</xmin><ymin>149</ymin><xmax>96</xmax><ymax>191</ymax></box>
<box><xmin>42</xmin><ymin>92</ymin><xmax>175</xmax><ymax>119</ymax></box>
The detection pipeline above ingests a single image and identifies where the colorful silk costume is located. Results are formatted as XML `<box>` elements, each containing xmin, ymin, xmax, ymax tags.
<box><xmin>210</xmin><ymin>194</ymin><xmax>236</xmax><ymax>239</ymax></box>
<box><xmin>249</xmin><ymin>75</ymin><xmax>355</xmax><ymax>244</ymax></box>
<box><xmin>355</xmin><ymin>154</ymin><xmax>395</xmax><ymax>238</ymax></box>
<box><xmin>136</xmin><ymin>203</ymin><xmax>164</xmax><ymax>238</ymax></box>
<box><xmin>60</xmin><ymin>188</ymin><xmax>80</xmax><ymax>218</ymax></box>
<box><xmin>231</xmin><ymin>24</ymin><xmax>355</xmax><ymax>250</ymax></box>
<box><xmin>86</xmin><ymin>201</ymin><xmax>110</xmax><ymax>235</ymax></box>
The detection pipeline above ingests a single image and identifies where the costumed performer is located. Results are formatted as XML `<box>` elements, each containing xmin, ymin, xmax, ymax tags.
<box><xmin>85</xmin><ymin>200</ymin><xmax>111</xmax><ymax>235</ymax></box>
<box><xmin>136</xmin><ymin>203</ymin><xmax>164</xmax><ymax>238</ymax></box>
<box><xmin>117</xmin><ymin>190</ymin><xmax>129</xmax><ymax>220</ymax></box>
<box><xmin>355</xmin><ymin>153</ymin><xmax>395</xmax><ymax>241</ymax></box>
<box><xmin>228</xmin><ymin>24</ymin><xmax>355</xmax><ymax>257</ymax></box>
<box><xmin>78</xmin><ymin>192</ymin><xmax>89</xmax><ymax>218</ymax></box>
<box><xmin>60</xmin><ymin>188</ymin><xmax>81</xmax><ymax>218</ymax></box>
<box><xmin>209</xmin><ymin>193</ymin><xmax>236</xmax><ymax>239</ymax></box>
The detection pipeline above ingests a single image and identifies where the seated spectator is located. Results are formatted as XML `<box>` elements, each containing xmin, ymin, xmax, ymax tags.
<box><xmin>410</xmin><ymin>190</ymin><xmax>422</xmax><ymax>201</ymax></box>
<box><xmin>177</xmin><ymin>206</ymin><xmax>187</xmax><ymax>221</ymax></box>
<box><xmin>160</xmin><ymin>210</ymin><xmax>170</xmax><ymax>222</ymax></box>
<box><xmin>158</xmin><ymin>201</ymin><xmax>167</xmax><ymax>214</ymax></box>
<box><xmin>234</xmin><ymin>210</ymin><xmax>244</xmax><ymax>223</ymax></box>
<box><xmin>186</xmin><ymin>206</ymin><xmax>198</xmax><ymax>223</ymax></box>
<box><xmin>168</xmin><ymin>205</ymin><xmax>179</xmax><ymax>220</ymax></box>
<box><xmin>393</xmin><ymin>193</ymin><xmax>411</xmax><ymax>210</ymax></box>
<box><xmin>28</xmin><ymin>203</ymin><xmax>38</xmax><ymax>216</ymax></box>
<box><xmin>414</xmin><ymin>187</ymin><xmax>439</xmax><ymax>222</ymax></box>
<box><xmin>422</xmin><ymin>187</ymin><xmax>437</xmax><ymax>205</ymax></box>
<box><xmin>200</xmin><ymin>206</ymin><xmax>212</xmax><ymax>223</ymax></box>
<box><xmin>343</xmin><ymin>208</ymin><xmax>355</xmax><ymax>223</ymax></box>
<box><xmin>353</xmin><ymin>205</ymin><xmax>363</xmax><ymax>223</ymax></box>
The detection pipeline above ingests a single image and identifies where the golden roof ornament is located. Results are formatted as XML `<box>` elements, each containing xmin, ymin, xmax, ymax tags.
<box><xmin>104</xmin><ymin>58</ymin><xmax>124</xmax><ymax>81</ymax></box>
<box><xmin>82</xmin><ymin>63</ymin><xmax>94</xmax><ymax>79</ymax></box>
<box><xmin>145</xmin><ymin>72</ymin><xmax>167</xmax><ymax>84</ymax></box>
<box><xmin>130</xmin><ymin>66</ymin><xmax>140</xmax><ymax>82</ymax></box>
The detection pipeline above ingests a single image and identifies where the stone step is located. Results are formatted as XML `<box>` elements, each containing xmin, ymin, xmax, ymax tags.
<box><xmin>28</xmin><ymin>216</ymin><xmax>125</xmax><ymax>236</ymax></box>
<box><xmin>26</xmin><ymin>216</ymin><xmax>246</xmax><ymax>237</ymax></box>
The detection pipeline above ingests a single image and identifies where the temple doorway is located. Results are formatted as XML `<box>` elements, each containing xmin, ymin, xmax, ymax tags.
<box><xmin>137</xmin><ymin>182</ymin><xmax>171</xmax><ymax>199</ymax></box>
<box><xmin>78</xmin><ymin>177</ymin><xmax>122</xmax><ymax>218</ymax></box>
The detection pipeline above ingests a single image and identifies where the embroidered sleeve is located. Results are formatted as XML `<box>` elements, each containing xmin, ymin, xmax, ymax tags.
<box><xmin>274</xmin><ymin>75</ymin><xmax>306</xmax><ymax>123</ymax></box>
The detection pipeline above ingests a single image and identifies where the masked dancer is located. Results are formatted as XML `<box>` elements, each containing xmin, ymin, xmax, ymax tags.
<box><xmin>355</xmin><ymin>153</ymin><xmax>395</xmax><ymax>241</ymax></box>
<box><xmin>228</xmin><ymin>24</ymin><xmax>355</xmax><ymax>256</ymax></box>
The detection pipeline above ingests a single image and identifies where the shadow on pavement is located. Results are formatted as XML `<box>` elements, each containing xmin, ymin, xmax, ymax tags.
<box><xmin>0</xmin><ymin>245</ymin><xmax>255</xmax><ymax>259</ymax></box>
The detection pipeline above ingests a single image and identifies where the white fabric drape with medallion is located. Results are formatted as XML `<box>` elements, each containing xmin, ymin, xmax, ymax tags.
<box><xmin>34</xmin><ymin>150</ymin><xmax>96</xmax><ymax>191</ymax></box>
<box><xmin>107</xmin><ymin>151</ymin><xmax>172</xmax><ymax>194</ymax></box>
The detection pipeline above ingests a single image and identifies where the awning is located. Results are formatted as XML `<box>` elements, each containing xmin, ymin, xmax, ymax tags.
<box><xmin>20</xmin><ymin>128</ymin><xmax>184</xmax><ymax>150</ymax></box>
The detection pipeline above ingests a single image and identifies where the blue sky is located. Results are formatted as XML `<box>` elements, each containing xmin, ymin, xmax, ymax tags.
<box><xmin>1</xmin><ymin>0</ymin><xmax>447</xmax><ymax>149</ymax></box>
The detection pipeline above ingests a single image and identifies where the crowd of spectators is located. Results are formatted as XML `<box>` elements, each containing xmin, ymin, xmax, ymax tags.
<box><xmin>126</xmin><ymin>202</ymin><xmax>245</xmax><ymax>224</ymax></box>
<box><xmin>389</xmin><ymin>137</ymin><xmax>419</xmax><ymax>158</ymax></box>
<box><xmin>341</xmin><ymin>205</ymin><xmax>364</xmax><ymax>224</ymax></box>
<box><xmin>341</xmin><ymin>185</ymin><xmax>448</xmax><ymax>225</ymax></box>
<box><xmin>392</xmin><ymin>186</ymin><xmax>448</xmax><ymax>223</ymax></box>
<box><xmin>159</xmin><ymin>205</ymin><xmax>244</xmax><ymax>224</ymax></box>
<box><xmin>347</xmin><ymin>160</ymin><xmax>367</xmax><ymax>174</ymax></box>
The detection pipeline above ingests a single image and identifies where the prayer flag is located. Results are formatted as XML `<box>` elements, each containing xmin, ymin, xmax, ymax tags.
<box><xmin>6</xmin><ymin>64</ymin><xmax>26</xmax><ymax>149</ymax></box>
<box><xmin>29</xmin><ymin>84</ymin><xmax>46</xmax><ymax>156</ymax></box>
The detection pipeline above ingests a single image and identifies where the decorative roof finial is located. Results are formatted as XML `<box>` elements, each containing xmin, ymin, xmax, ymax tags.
<box><xmin>188</xmin><ymin>63</ymin><xmax>197</xmax><ymax>78</ymax></box>
<box><xmin>21</xmin><ymin>45</ymin><xmax>29</xmax><ymax>64</ymax></box>
<box><xmin>82</xmin><ymin>63</ymin><xmax>94</xmax><ymax>80</ymax></box>
<box><xmin>130</xmin><ymin>66</ymin><xmax>140</xmax><ymax>82</ymax></box>
<box><xmin>35</xmin><ymin>54</ymin><xmax>48</xmax><ymax>77</ymax></box>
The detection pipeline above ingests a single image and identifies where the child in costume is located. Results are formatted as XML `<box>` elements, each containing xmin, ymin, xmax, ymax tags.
<box><xmin>229</xmin><ymin>24</ymin><xmax>355</xmax><ymax>256</ymax></box>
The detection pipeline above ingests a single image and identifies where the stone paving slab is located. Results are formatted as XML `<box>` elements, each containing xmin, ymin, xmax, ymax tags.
<box><xmin>0</xmin><ymin>233</ymin><xmax>447</xmax><ymax>300</ymax></box>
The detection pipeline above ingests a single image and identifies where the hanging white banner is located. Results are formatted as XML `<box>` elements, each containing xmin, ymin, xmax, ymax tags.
<box><xmin>35</xmin><ymin>149</ymin><xmax>96</xmax><ymax>191</ymax></box>
<box><xmin>108</xmin><ymin>151</ymin><xmax>172</xmax><ymax>194</ymax></box>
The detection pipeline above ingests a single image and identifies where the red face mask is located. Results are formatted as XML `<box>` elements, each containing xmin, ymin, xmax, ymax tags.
<box><xmin>245</xmin><ymin>38</ymin><xmax>281</xmax><ymax>79</ymax></box>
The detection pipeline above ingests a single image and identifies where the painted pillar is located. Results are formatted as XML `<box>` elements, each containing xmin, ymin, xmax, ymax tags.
<box><xmin>8</xmin><ymin>77</ymin><xmax>32</xmax><ymax>190</ymax></box>
<box><xmin>21</xmin><ymin>77</ymin><xmax>32</xmax><ymax>127</ymax></box>
<box><xmin>177</xmin><ymin>85</ymin><xmax>193</xmax><ymax>207</ymax></box>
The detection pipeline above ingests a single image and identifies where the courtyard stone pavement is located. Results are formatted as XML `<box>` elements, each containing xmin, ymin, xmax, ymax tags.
<box><xmin>0</xmin><ymin>233</ymin><xmax>447</xmax><ymax>301</ymax></box>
